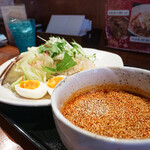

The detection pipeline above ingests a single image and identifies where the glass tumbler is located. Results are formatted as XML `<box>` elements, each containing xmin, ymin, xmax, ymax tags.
<box><xmin>8</xmin><ymin>18</ymin><xmax>36</xmax><ymax>53</ymax></box>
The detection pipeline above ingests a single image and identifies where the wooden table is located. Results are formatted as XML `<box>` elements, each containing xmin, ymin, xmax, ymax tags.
<box><xmin>0</xmin><ymin>44</ymin><xmax>20</xmax><ymax>65</ymax></box>
<box><xmin>0</xmin><ymin>45</ymin><xmax>38</xmax><ymax>150</ymax></box>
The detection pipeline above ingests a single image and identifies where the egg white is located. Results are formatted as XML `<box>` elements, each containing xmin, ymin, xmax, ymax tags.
<box><xmin>47</xmin><ymin>75</ymin><xmax>66</xmax><ymax>96</ymax></box>
<box><xmin>15</xmin><ymin>82</ymin><xmax>48</xmax><ymax>99</ymax></box>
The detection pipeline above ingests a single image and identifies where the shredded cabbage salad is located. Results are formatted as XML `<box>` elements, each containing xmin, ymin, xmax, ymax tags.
<box><xmin>10</xmin><ymin>36</ymin><xmax>96</xmax><ymax>90</ymax></box>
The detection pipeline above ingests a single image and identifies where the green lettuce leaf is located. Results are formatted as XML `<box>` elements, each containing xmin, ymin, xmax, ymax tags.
<box><xmin>41</xmin><ymin>65</ymin><xmax>56</xmax><ymax>73</ymax></box>
<box><xmin>56</xmin><ymin>52</ymin><xmax>77</xmax><ymax>72</ymax></box>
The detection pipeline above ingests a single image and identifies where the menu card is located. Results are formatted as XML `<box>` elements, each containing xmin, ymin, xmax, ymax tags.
<box><xmin>105</xmin><ymin>0</ymin><xmax>150</xmax><ymax>53</ymax></box>
<box><xmin>46</xmin><ymin>15</ymin><xmax>92</xmax><ymax>36</ymax></box>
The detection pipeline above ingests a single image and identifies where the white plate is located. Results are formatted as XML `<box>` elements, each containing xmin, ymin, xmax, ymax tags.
<box><xmin>0</xmin><ymin>48</ymin><xmax>124</xmax><ymax>107</ymax></box>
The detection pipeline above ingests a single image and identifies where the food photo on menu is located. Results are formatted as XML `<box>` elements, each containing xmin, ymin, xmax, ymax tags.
<box><xmin>105</xmin><ymin>0</ymin><xmax>150</xmax><ymax>53</ymax></box>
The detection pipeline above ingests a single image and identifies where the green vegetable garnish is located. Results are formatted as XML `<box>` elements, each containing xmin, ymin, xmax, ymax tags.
<box><xmin>41</xmin><ymin>65</ymin><xmax>56</xmax><ymax>73</ymax></box>
<box><xmin>38</xmin><ymin>44</ymin><xmax>61</xmax><ymax>58</ymax></box>
<box><xmin>11</xmin><ymin>75</ymin><xmax>26</xmax><ymax>91</ymax></box>
<box><xmin>56</xmin><ymin>52</ymin><xmax>77</xmax><ymax>72</ymax></box>
<box><xmin>55</xmin><ymin>39</ymin><xmax>67</xmax><ymax>50</ymax></box>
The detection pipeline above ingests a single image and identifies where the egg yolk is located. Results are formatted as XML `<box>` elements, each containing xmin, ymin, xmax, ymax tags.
<box><xmin>19</xmin><ymin>80</ymin><xmax>40</xmax><ymax>89</ymax></box>
<box><xmin>47</xmin><ymin>77</ymin><xmax>64</xmax><ymax>89</ymax></box>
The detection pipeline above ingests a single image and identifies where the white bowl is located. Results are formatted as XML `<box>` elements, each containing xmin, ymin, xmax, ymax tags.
<box><xmin>51</xmin><ymin>67</ymin><xmax>150</xmax><ymax>150</ymax></box>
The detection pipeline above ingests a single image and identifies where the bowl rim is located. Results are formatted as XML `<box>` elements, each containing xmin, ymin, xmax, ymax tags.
<box><xmin>51</xmin><ymin>66</ymin><xmax>150</xmax><ymax>145</ymax></box>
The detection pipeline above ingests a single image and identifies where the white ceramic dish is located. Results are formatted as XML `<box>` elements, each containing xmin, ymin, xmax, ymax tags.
<box><xmin>0</xmin><ymin>48</ymin><xmax>123</xmax><ymax>107</ymax></box>
<box><xmin>51</xmin><ymin>67</ymin><xmax>150</xmax><ymax>150</ymax></box>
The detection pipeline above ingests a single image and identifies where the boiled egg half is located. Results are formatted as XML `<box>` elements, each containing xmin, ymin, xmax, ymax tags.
<box><xmin>47</xmin><ymin>75</ymin><xmax>66</xmax><ymax>95</ymax></box>
<box><xmin>15</xmin><ymin>80</ymin><xmax>48</xmax><ymax>99</ymax></box>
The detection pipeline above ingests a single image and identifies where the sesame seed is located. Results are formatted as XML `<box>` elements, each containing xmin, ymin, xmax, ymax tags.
<box><xmin>61</xmin><ymin>88</ymin><xmax>150</xmax><ymax>139</ymax></box>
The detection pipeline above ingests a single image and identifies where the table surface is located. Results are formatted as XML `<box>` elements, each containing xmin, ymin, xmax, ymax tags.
<box><xmin>0</xmin><ymin>44</ymin><xmax>38</xmax><ymax>150</ymax></box>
